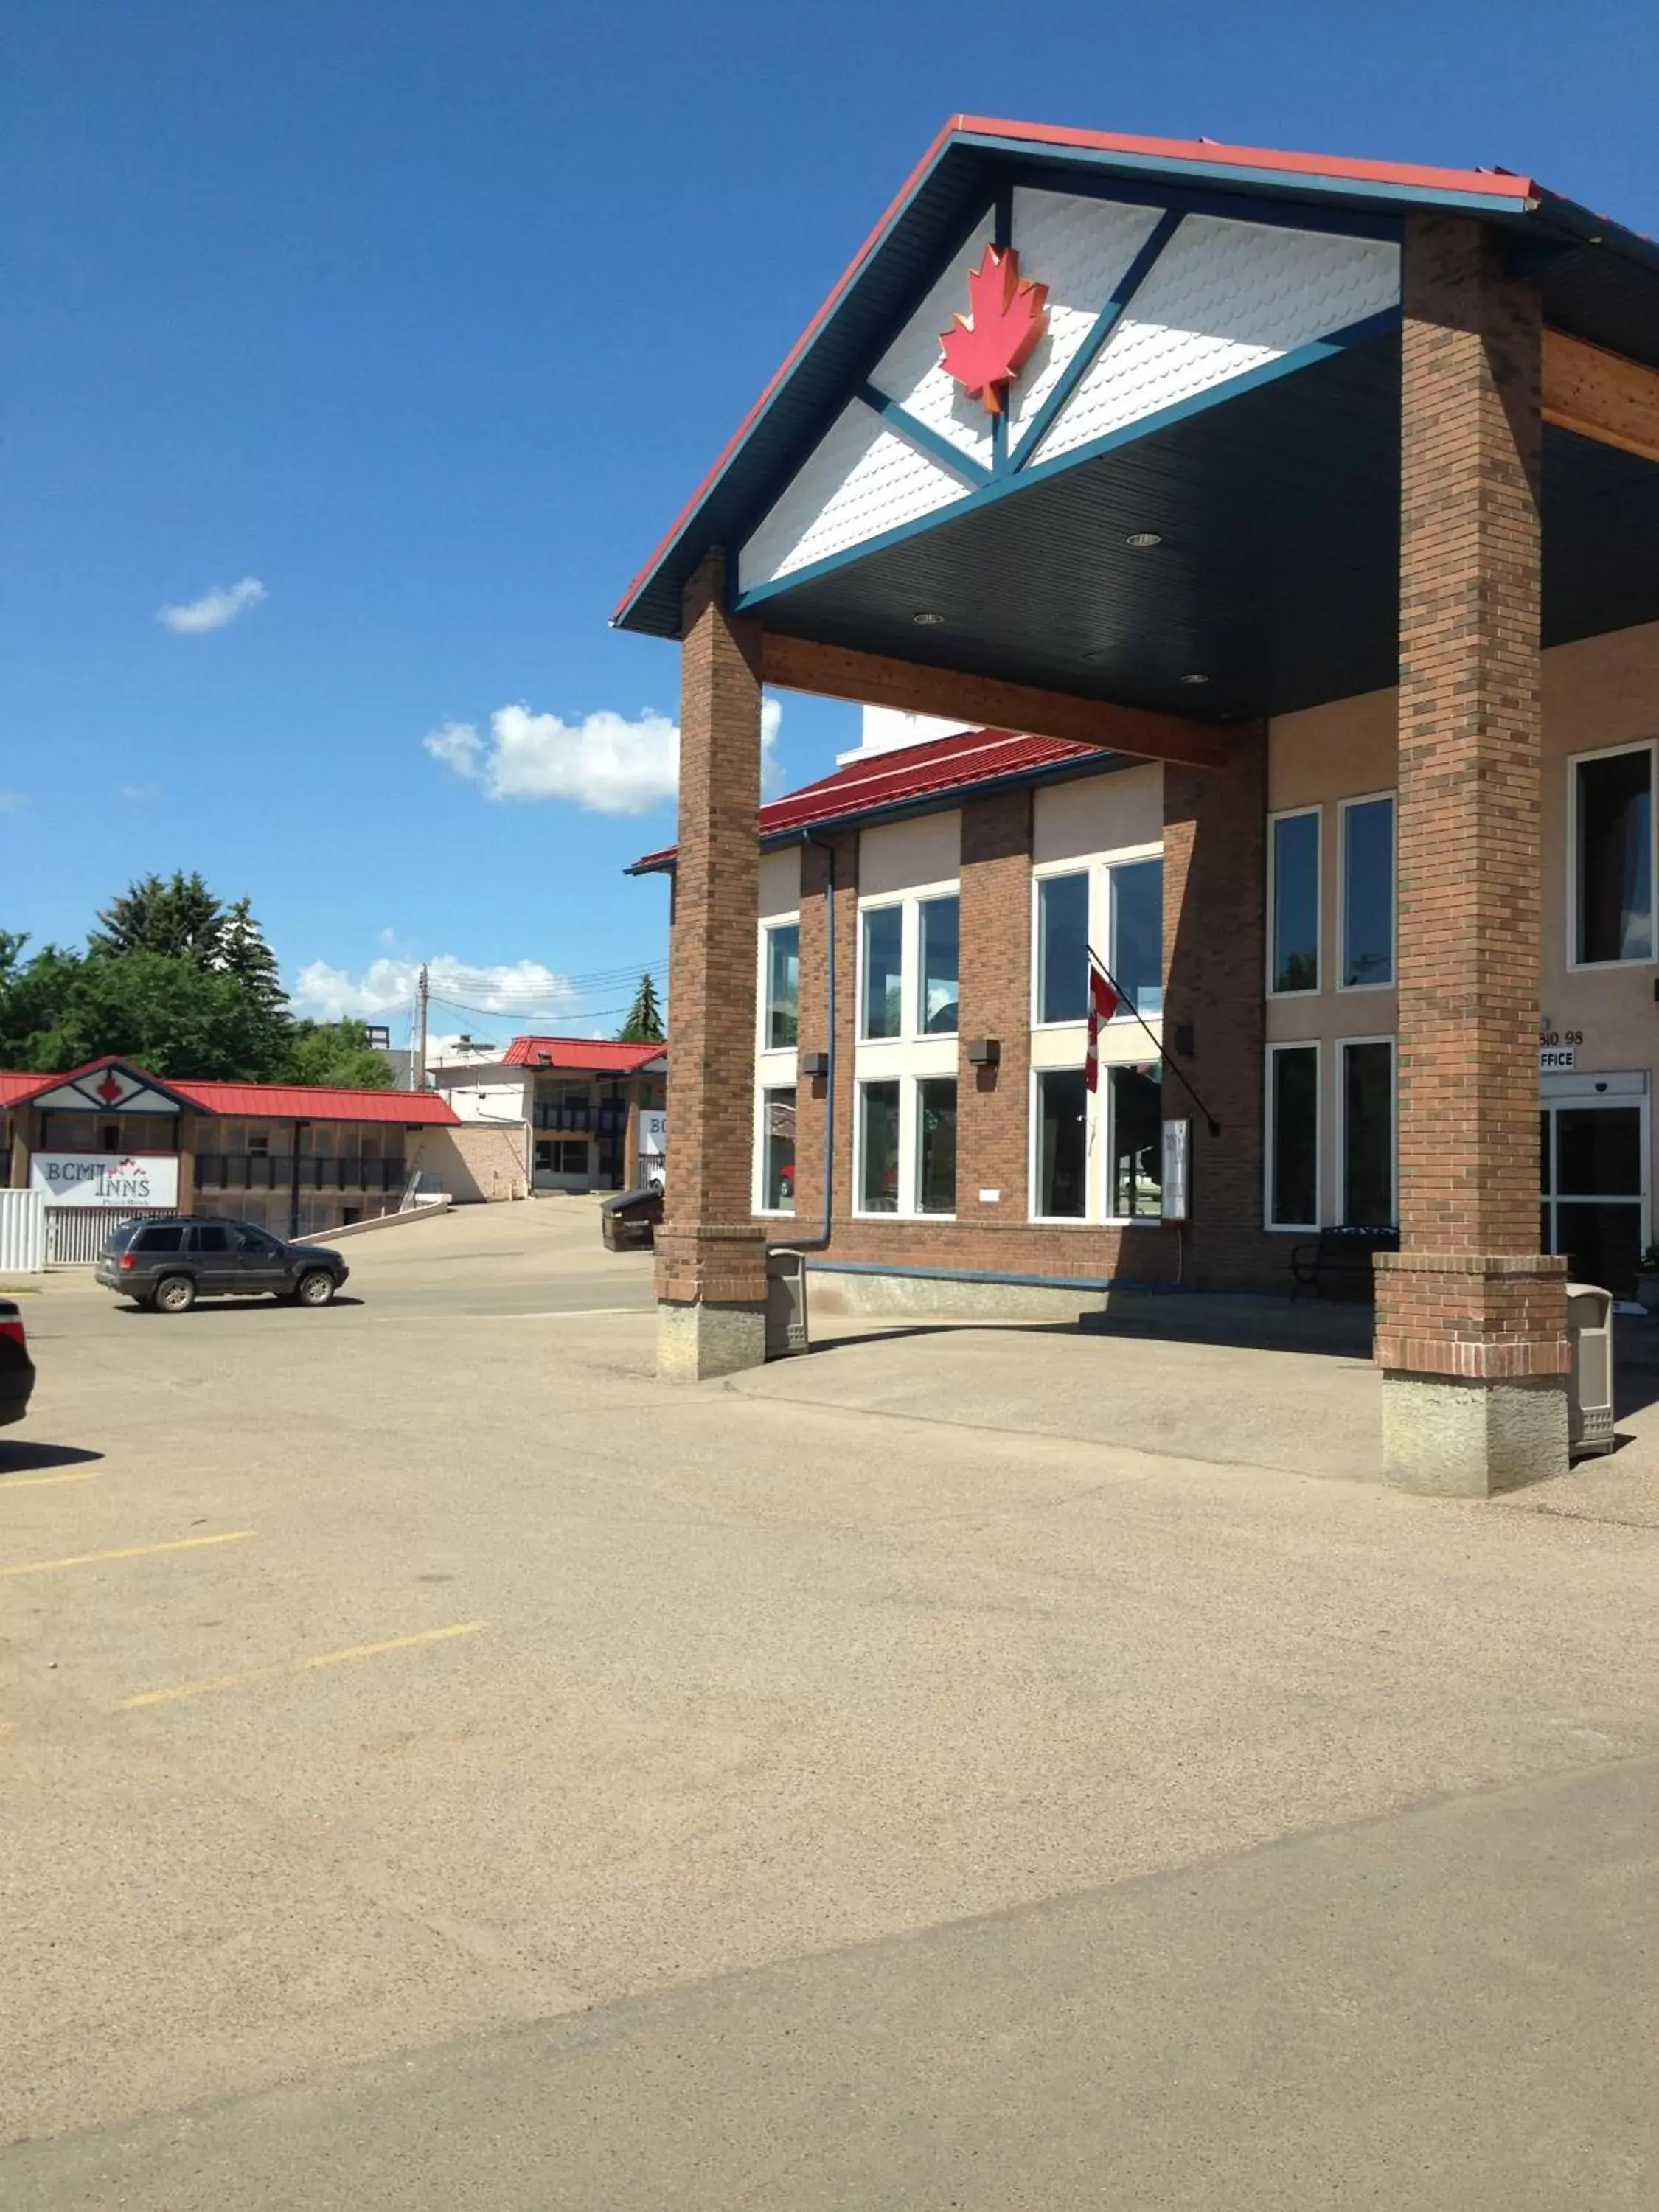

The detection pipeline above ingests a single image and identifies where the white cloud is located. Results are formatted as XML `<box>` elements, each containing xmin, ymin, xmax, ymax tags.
<box><xmin>119</xmin><ymin>782</ymin><xmax>161</xmax><ymax>802</ymax></box>
<box><xmin>424</xmin><ymin>698</ymin><xmax>782</xmax><ymax>815</ymax></box>
<box><xmin>158</xmin><ymin>576</ymin><xmax>267</xmax><ymax>633</ymax></box>
<box><xmin>0</xmin><ymin>791</ymin><xmax>22</xmax><ymax>815</ymax></box>
<box><xmin>288</xmin><ymin>953</ymin><xmax>575</xmax><ymax>1025</ymax></box>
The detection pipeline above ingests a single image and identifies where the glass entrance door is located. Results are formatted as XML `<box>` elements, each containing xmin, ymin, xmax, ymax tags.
<box><xmin>1540</xmin><ymin>1088</ymin><xmax>1647</xmax><ymax>1293</ymax></box>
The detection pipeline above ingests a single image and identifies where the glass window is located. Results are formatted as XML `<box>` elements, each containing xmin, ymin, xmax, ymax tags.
<box><xmin>1340</xmin><ymin>1041</ymin><xmax>1394</xmax><ymax>1227</ymax></box>
<box><xmin>1110</xmin><ymin>858</ymin><xmax>1163</xmax><ymax>1017</ymax></box>
<box><xmin>917</xmin><ymin>1078</ymin><xmax>957</xmax><ymax>1214</ymax></box>
<box><xmin>1036</xmin><ymin>1068</ymin><xmax>1088</xmax><ymax>1218</ymax></box>
<box><xmin>1269</xmin><ymin>1046</ymin><xmax>1318</xmax><ymax>1228</ymax></box>
<box><xmin>761</xmin><ymin>1086</ymin><xmax>796</xmax><ymax>1212</ymax></box>
<box><xmin>1270</xmin><ymin>811</ymin><xmax>1321</xmax><ymax>995</ymax></box>
<box><xmin>190</xmin><ymin>1225</ymin><xmax>231</xmax><ymax>1253</ymax></box>
<box><xmin>134</xmin><ymin>1224</ymin><xmax>184</xmax><ymax>1253</ymax></box>
<box><xmin>858</xmin><ymin>1081</ymin><xmax>901</xmax><ymax>1212</ymax></box>
<box><xmin>1109</xmin><ymin>1066</ymin><xmax>1163</xmax><ymax>1218</ymax></box>
<box><xmin>764</xmin><ymin>924</ymin><xmax>800</xmax><ymax>1048</ymax></box>
<box><xmin>860</xmin><ymin>908</ymin><xmax>903</xmax><ymax>1040</ymax></box>
<box><xmin>1037</xmin><ymin>874</ymin><xmax>1089</xmax><ymax>1023</ymax></box>
<box><xmin>917</xmin><ymin>897</ymin><xmax>959</xmax><ymax>1035</ymax></box>
<box><xmin>1340</xmin><ymin>797</ymin><xmax>1395</xmax><ymax>988</ymax></box>
<box><xmin>1575</xmin><ymin>748</ymin><xmax>1654</xmax><ymax>964</ymax></box>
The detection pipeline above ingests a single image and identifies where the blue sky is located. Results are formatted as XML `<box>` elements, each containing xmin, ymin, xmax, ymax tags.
<box><xmin>7</xmin><ymin>1</ymin><xmax>1658</xmax><ymax>1048</ymax></box>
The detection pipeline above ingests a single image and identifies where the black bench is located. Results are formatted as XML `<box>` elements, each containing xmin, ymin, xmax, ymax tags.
<box><xmin>1290</xmin><ymin>1224</ymin><xmax>1399</xmax><ymax>1301</ymax></box>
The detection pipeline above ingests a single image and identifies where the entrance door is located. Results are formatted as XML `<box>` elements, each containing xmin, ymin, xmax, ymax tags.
<box><xmin>1540</xmin><ymin>1074</ymin><xmax>1648</xmax><ymax>1294</ymax></box>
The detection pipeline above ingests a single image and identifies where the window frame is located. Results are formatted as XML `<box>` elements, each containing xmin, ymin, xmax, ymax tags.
<box><xmin>757</xmin><ymin>914</ymin><xmax>803</xmax><ymax>1051</ymax></box>
<box><xmin>1266</xmin><ymin>804</ymin><xmax>1322</xmax><ymax>1000</ymax></box>
<box><xmin>1264</xmin><ymin>1040</ymin><xmax>1321</xmax><ymax>1233</ymax></box>
<box><xmin>1566</xmin><ymin>737</ymin><xmax>1659</xmax><ymax>974</ymax></box>
<box><xmin>1336</xmin><ymin>791</ymin><xmax>1397</xmax><ymax>995</ymax></box>
<box><xmin>913</xmin><ymin>1074</ymin><xmax>959</xmax><ymax>1218</ymax></box>
<box><xmin>1335</xmin><ymin>1034</ymin><xmax>1397</xmax><ymax>1231</ymax></box>
<box><xmin>1030</xmin><ymin>843</ymin><xmax>1164</xmax><ymax>1032</ymax></box>
<box><xmin>914</xmin><ymin>893</ymin><xmax>961</xmax><ymax>1039</ymax></box>
<box><xmin>855</xmin><ymin>897</ymin><xmax>907</xmax><ymax>1043</ymax></box>
<box><xmin>754</xmin><ymin>1082</ymin><xmax>799</xmax><ymax>1218</ymax></box>
<box><xmin>852</xmin><ymin>1076</ymin><xmax>904</xmax><ymax>1219</ymax></box>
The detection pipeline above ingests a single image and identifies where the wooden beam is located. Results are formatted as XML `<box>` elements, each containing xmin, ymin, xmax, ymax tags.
<box><xmin>1542</xmin><ymin>327</ymin><xmax>1659</xmax><ymax>467</ymax></box>
<box><xmin>757</xmin><ymin>633</ymin><xmax>1231</xmax><ymax>771</ymax></box>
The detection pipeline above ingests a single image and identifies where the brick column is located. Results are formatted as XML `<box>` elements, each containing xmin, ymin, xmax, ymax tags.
<box><xmin>655</xmin><ymin>549</ymin><xmax>769</xmax><ymax>1377</ymax></box>
<box><xmin>957</xmin><ymin>790</ymin><xmax>1032</xmax><ymax>1221</ymax></box>
<box><xmin>175</xmin><ymin>1110</ymin><xmax>197</xmax><ymax>1217</ymax></box>
<box><xmin>793</xmin><ymin>832</ymin><xmax>857</xmax><ymax>1238</ymax></box>
<box><xmin>1162</xmin><ymin>728</ymin><xmax>1271</xmax><ymax>1290</ymax></box>
<box><xmin>1376</xmin><ymin>212</ymin><xmax>1567</xmax><ymax>1495</ymax></box>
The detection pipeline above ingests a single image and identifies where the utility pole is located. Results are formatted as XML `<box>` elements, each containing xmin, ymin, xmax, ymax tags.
<box><xmin>414</xmin><ymin>964</ymin><xmax>429</xmax><ymax>1090</ymax></box>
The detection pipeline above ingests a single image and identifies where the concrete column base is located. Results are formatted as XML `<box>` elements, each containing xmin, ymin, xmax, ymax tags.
<box><xmin>1381</xmin><ymin>1371</ymin><xmax>1569</xmax><ymax>1498</ymax></box>
<box><xmin>657</xmin><ymin>1300</ymin><xmax>767</xmax><ymax>1382</ymax></box>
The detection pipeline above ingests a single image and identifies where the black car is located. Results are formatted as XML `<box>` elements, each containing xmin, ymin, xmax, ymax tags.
<box><xmin>0</xmin><ymin>1300</ymin><xmax>35</xmax><ymax>1426</ymax></box>
<box><xmin>94</xmin><ymin>1217</ymin><xmax>350</xmax><ymax>1314</ymax></box>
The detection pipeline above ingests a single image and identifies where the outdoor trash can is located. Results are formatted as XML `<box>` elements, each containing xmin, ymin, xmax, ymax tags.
<box><xmin>1565</xmin><ymin>1281</ymin><xmax>1615</xmax><ymax>1457</ymax></box>
<box><xmin>600</xmin><ymin>1186</ymin><xmax>664</xmax><ymax>1253</ymax></box>
<box><xmin>765</xmin><ymin>1247</ymin><xmax>809</xmax><ymax>1357</ymax></box>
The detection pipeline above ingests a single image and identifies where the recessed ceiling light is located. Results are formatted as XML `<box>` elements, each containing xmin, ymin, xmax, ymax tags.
<box><xmin>1180</xmin><ymin>672</ymin><xmax>1210</xmax><ymax>685</ymax></box>
<box><xmin>1124</xmin><ymin>531</ymin><xmax>1163</xmax><ymax>548</ymax></box>
<box><xmin>912</xmin><ymin>610</ymin><xmax>947</xmax><ymax>627</ymax></box>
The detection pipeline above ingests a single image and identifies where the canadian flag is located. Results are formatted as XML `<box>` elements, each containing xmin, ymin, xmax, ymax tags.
<box><xmin>1083</xmin><ymin>959</ymin><xmax>1119</xmax><ymax>1094</ymax></box>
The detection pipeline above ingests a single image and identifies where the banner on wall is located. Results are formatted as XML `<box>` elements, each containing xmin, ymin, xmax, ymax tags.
<box><xmin>639</xmin><ymin>1112</ymin><xmax>667</xmax><ymax>1187</ymax></box>
<box><xmin>29</xmin><ymin>1152</ymin><xmax>181</xmax><ymax>1209</ymax></box>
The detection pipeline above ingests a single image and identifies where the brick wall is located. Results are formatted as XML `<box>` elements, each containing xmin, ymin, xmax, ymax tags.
<box><xmin>1163</xmin><ymin>726</ymin><xmax>1278</xmax><ymax>1290</ymax></box>
<box><xmin>1377</xmin><ymin>211</ymin><xmax>1564</xmax><ymax>1379</ymax></box>
<box><xmin>656</xmin><ymin>552</ymin><xmax>768</xmax><ymax>1309</ymax></box>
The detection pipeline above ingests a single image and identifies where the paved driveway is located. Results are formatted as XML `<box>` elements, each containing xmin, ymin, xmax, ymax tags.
<box><xmin>4</xmin><ymin>1200</ymin><xmax>1657</xmax><ymax>2207</ymax></box>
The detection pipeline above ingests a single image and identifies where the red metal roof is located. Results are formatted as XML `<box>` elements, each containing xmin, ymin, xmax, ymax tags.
<box><xmin>178</xmin><ymin>1079</ymin><xmax>459</xmax><ymax>1124</ymax></box>
<box><xmin>0</xmin><ymin>1057</ymin><xmax>458</xmax><ymax>1124</ymax></box>
<box><xmin>630</xmin><ymin>726</ymin><xmax>1104</xmax><ymax>872</ymax></box>
<box><xmin>501</xmin><ymin>1037</ymin><xmax>667</xmax><ymax>1072</ymax></box>
<box><xmin>614</xmin><ymin>116</ymin><xmax>1540</xmax><ymax>630</ymax></box>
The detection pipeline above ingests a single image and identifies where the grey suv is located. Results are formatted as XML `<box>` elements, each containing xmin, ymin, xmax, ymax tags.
<box><xmin>95</xmin><ymin>1217</ymin><xmax>350</xmax><ymax>1314</ymax></box>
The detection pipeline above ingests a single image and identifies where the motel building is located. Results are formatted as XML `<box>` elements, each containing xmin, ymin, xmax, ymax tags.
<box><xmin>613</xmin><ymin>116</ymin><xmax>1659</xmax><ymax>1498</ymax></box>
<box><xmin>429</xmin><ymin>1036</ymin><xmax>667</xmax><ymax>1193</ymax></box>
<box><xmin>0</xmin><ymin>1057</ymin><xmax>467</xmax><ymax>1262</ymax></box>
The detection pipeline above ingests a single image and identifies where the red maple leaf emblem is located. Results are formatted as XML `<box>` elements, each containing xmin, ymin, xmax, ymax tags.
<box><xmin>939</xmin><ymin>243</ymin><xmax>1050</xmax><ymax>415</ymax></box>
<box><xmin>96</xmin><ymin>1069</ymin><xmax>124</xmax><ymax>1105</ymax></box>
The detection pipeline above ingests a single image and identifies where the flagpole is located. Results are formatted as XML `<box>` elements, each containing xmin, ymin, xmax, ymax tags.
<box><xmin>1087</xmin><ymin>945</ymin><xmax>1222</xmax><ymax>1138</ymax></box>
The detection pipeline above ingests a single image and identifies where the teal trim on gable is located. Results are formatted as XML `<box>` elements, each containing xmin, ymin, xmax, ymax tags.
<box><xmin>1007</xmin><ymin>206</ymin><xmax>1183</xmax><ymax>476</ymax></box>
<box><xmin>854</xmin><ymin>385</ymin><xmax>992</xmax><ymax>488</ymax></box>
<box><xmin>956</xmin><ymin>132</ymin><xmax>1537</xmax><ymax>219</ymax></box>
<box><xmin>734</xmin><ymin>306</ymin><xmax>1403</xmax><ymax>613</ymax></box>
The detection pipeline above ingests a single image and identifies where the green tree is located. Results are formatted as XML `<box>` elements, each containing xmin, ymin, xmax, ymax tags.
<box><xmin>282</xmin><ymin>1020</ymin><xmax>394</xmax><ymax>1091</ymax></box>
<box><xmin>617</xmin><ymin>971</ymin><xmax>665</xmax><ymax>1044</ymax></box>
<box><xmin>217</xmin><ymin>896</ymin><xmax>288</xmax><ymax>1013</ymax></box>
<box><xmin>90</xmin><ymin>871</ymin><xmax>226</xmax><ymax>964</ymax></box>
<box><xmin>4</xmin><ymin>948</ymin><xmax>290</xmax><ymax>1082</ymax></box>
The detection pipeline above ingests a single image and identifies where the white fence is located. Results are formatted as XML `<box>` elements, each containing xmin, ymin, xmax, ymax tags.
<box><xmin>45</xmin><ymin>1207</ymin><xmax>175</xmax><ymax>1266</ymax></box>
<box><xmin>0</xmin><ymin>1187</ymin><xmax>47</xmax><ymax>1276</ymax></box>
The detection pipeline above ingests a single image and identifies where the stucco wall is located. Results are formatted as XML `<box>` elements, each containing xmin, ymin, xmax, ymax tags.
<box><xmin>411</xmin><ymin>1122</ymin><xmax>529</xmax><ymax>1203</ymax></box>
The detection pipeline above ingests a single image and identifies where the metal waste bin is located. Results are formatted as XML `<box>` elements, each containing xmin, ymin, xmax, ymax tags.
<box><xmin>1565</xmin><ymin>1281</ymin><xmax>1615</xmax><ymax>1456</ymax></box>
<box><xmin>599</xmin><ymin>1185</ymin><xmax>663</xmax><ymax>1253</ymax></box>
<box><xmin>765</xmin><ymin>1247</ymin><xmax>810</xmax><ymax>1358</ymax></box>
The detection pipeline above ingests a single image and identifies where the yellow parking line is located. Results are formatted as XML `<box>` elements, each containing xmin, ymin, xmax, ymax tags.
<box><xmin>0</xmin><ymin>1469</ymin><xmax>100</xmax><ymax>1491</ymax></box>
<box><xmin>119</xmin><ymin>1620</ymin><xmax>487</xmax><ymax>1710</ymax></box>
<box><xmin>0</xmin><ymin>1531</ymin><xmax>252</xmax><ymax>1578</ymax></box>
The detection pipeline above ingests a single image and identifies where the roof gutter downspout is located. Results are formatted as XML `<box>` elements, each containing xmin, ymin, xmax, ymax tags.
<box><xmin>774</xmin><ymin>830</ymin><xmax>835</xmax><ymax>1253</ymax></box>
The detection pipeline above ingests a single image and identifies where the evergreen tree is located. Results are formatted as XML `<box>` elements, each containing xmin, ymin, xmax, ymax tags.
<box><xmin>90</xmin><ymin>871</ymin><xmax>226</xmax><ymax>964</ymax></box>
<box><xmin>216</xmin><ymin>896</ymin><xmax>288</xmax><ymax>1013</ymax></box>
<box><xmin>617</xmin><ymin>971</ymin><xmax>665</xmax><ymax>1043</ymax></box>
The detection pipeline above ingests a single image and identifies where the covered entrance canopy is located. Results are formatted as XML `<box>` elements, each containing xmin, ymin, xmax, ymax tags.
<box><xmin>616</xmin><ymin>116</ymin><xmax>1659</xmax><ymax>1495</ymax></box>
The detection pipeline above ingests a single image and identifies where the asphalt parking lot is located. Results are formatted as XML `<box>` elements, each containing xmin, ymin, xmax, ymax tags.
<box><xmin>4</xmin><ymin>1199</ymin><xmax>1658</xmax><ymax>2208</ymax></box>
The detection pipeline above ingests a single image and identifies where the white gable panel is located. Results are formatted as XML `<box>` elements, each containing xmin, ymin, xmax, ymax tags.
<box><xmin>1006</xmin><ymin>191</ymin><xmax>1165</xmax><ymax>454</ymax></box>
<box><xmin>866</xmin><ymin>209</ymin><xmax>995</xmax><ymax>469</ymax></box>
<box><xmin>29</xmin><ymin>1076</ymin><xmax>179</xmax><ymax>1114</ymax></box>
<box><xmin>1034</xmin><ymin>217</ymin><xmax>1399</xmax><ymax>465</ymax></box>
<box><xmin>737</xmin><ymin>401</ymin><xmax>970</xmax><ymax>593</ymax></box>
